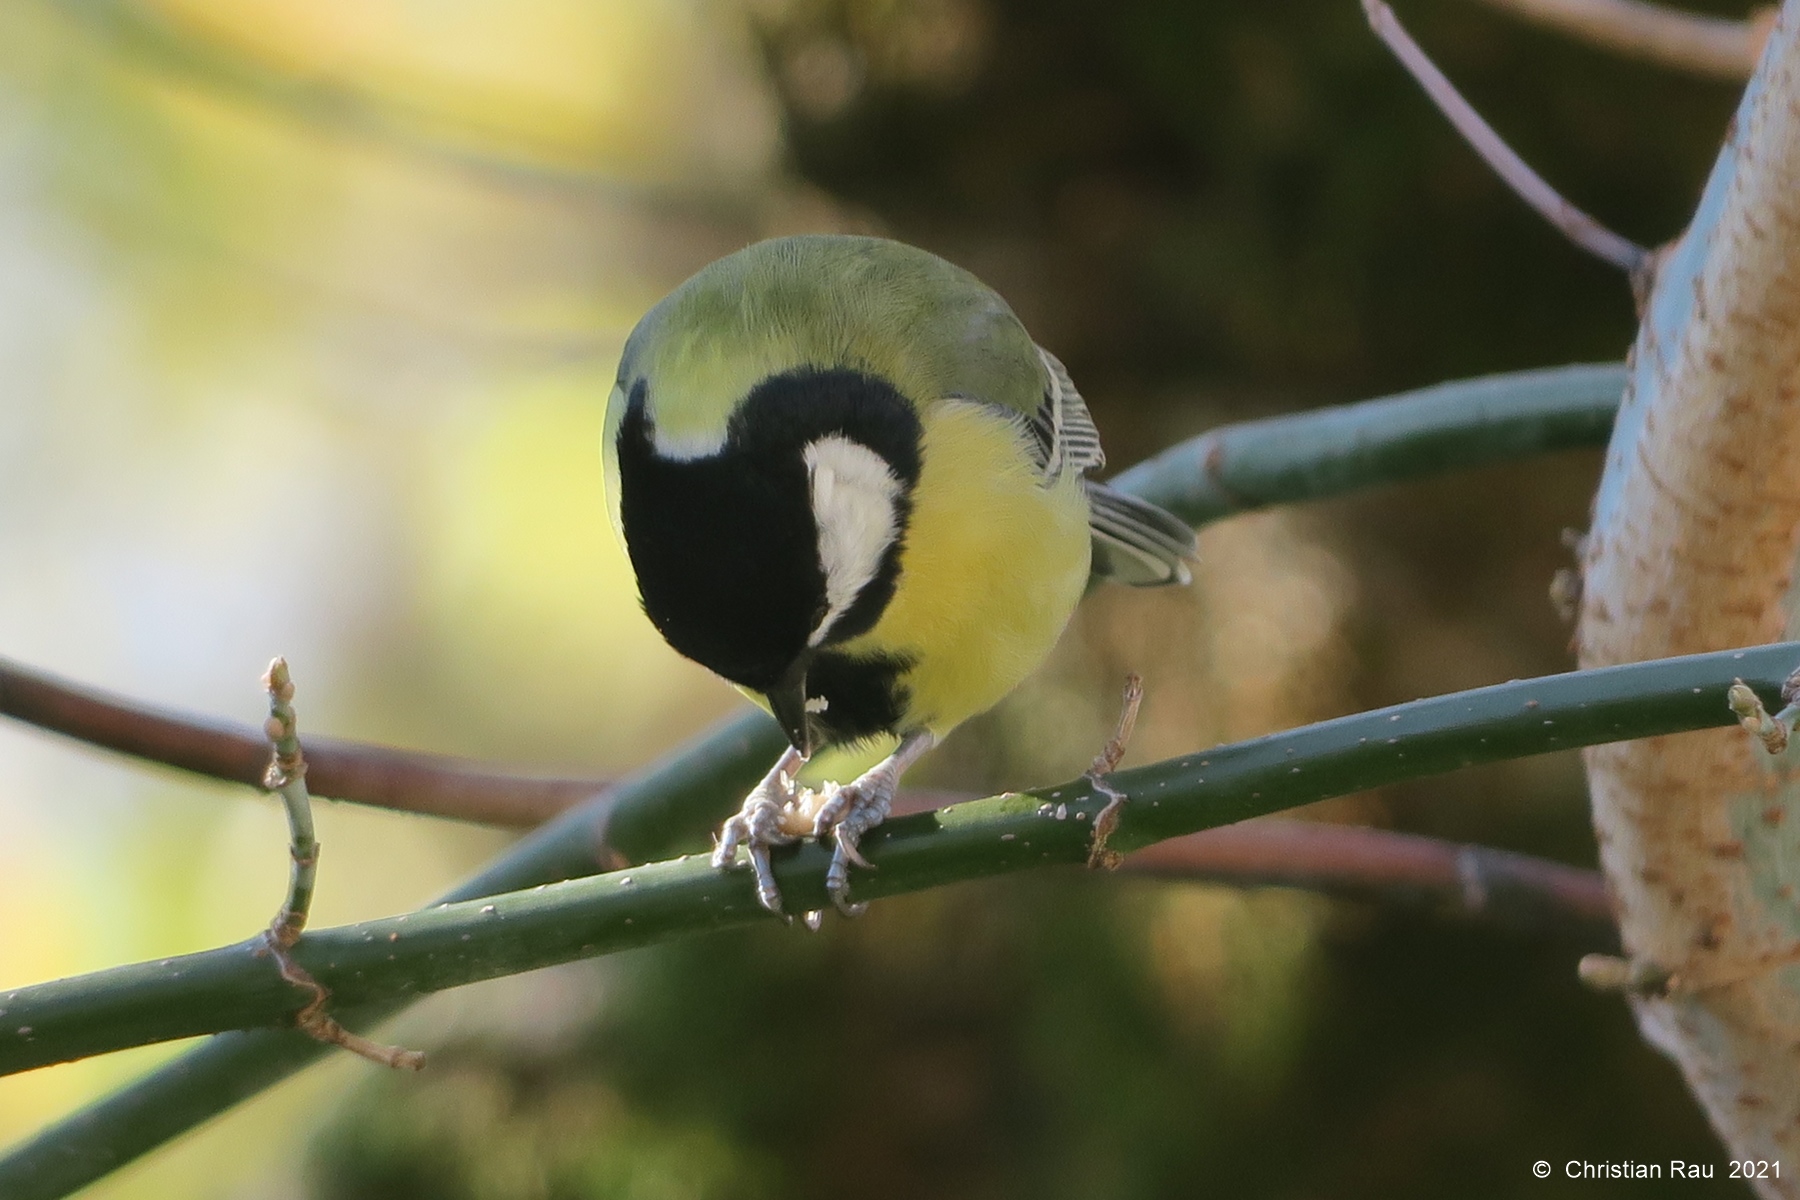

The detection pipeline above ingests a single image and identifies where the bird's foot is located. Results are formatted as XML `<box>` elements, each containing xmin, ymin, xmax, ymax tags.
<box><xmin>715</xmin><ymin>735</ymin><xmax>936</xmax><ymax>920</ymax></box>
<box><xmin>810</xmin><ymin>730</ymin><xmax>937</xmax><ymax>917</ymax></box>
<box><xmin>809</xmin><ymin>772</ymin><xmax>895</xmax><ymax>917</ymax></box>
<box><xmin>1086</xmin><ymin>674</ymin><xmax>1144</xmax><ymax>870</ymax></box>
<box><xmin>712</xmin><ymin>747</ymin><xmax>809</xmax><ymax>917</ymax></box>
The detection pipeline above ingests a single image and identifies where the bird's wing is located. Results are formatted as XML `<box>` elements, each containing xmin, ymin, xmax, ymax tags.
<box><xmin>1026</xmin><ymin>345</ymin><xmax>1106</xmax><ymax>481</ymax></box>
<box><xmin>1018</xmin><ymin>344</ymin><xmax>1195</xmax><ymax>586</ymax></box>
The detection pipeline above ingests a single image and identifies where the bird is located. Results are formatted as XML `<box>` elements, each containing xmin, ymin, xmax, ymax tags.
<box><xmin>602</xmin><ymin>234</ymin><xmax>1195</xmax><ymax>917</ymax></box>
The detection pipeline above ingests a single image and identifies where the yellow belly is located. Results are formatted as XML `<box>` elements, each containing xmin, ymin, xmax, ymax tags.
<box><xmin>835</xmin><ymin>399</ymin><xmax>1091</xmax><ymax>737</ymax></box>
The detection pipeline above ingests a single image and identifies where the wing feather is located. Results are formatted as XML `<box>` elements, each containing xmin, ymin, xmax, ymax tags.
<box><xmin>1027</xmin><ymin>346</ymin><xmax>1106</xmax><ymax>481</ymax></box>
<box><xmin>1014</xmin><ymin>344</ymin><xmax>1195</xmax><ymax>586</ymax></box>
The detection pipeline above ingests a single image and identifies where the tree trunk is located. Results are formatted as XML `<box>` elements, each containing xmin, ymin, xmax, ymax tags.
<box><xmin>1577</xmin><ymin>4</ymin><xmax>1800</xmax><ymax>1191</ymax></box>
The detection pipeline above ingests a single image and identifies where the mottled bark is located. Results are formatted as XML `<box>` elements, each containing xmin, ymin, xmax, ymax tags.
<box><xmin>1577</xmin><ymin>5</ymin><xmax>1800</xmax><ymax>1189</ymax></box>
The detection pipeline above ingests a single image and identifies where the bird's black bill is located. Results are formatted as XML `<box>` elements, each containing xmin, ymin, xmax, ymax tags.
<box><xmin>767</xmin><ymin>659</ymin><xmax>815</xmax><ymax>756</ymax></box>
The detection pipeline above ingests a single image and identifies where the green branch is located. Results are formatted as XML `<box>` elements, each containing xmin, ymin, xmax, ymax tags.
<box><xmin>1113</xmin><ymin>362</ymin><xmax>1623</xmax><ymax>525</ymax></box>
<box><xmin>2</xmin><ymin>643</ymin><xmax>1791</xmax><ymax>1085</ymax></box>
<box><xmin>0</xmin><ymin>360</ymin><xmax>1626</xmax><ymax>1198</ymax></box>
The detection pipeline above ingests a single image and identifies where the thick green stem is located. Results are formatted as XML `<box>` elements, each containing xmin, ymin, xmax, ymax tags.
<box><xmin>2</xmin><ymin>644</ymin><xmax>1791</xmax><ymax>1084</ymax></box>
<box><xmin>1112</xmin><ymin>362</ymin><xmax>1623</xmax><ymax>526</ymax></box>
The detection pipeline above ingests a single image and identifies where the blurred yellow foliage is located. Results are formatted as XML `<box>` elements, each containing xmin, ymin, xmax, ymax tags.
<box><xmin>142</xmin><ymin>0</ymin><xmax>781</xmax><ymax>183</ymax></box>
<box><xmin>414</xmin><ymin>366</ymin><xmax>736</xmax><ymax>759</ymax></box>
<box><xmin>0</xmin><ymin>1</ymin><xmax>783</xmax><ymax>1194</ymax></box>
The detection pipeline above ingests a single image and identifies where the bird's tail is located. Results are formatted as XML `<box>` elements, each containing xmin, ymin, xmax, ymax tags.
<box><xmin>1084</xmin><ymin>482</ymin><xmax>1197</xmax><ymax>587</ymax></box>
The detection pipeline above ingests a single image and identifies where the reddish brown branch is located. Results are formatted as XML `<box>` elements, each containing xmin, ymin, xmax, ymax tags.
<box><xmin>886</xmin><ymin>788</ymin><xmax>1611</xmax><ymax>937</ymax></box>
<box><xmin>1124</xmin><ymin>819</ymin><xmax>1614</xmax><ymax>939</ymax></box>
<box><xmin>1474</xmin><ymin>0</ymin><xmax>1775</xmax><ymax>82</ymax></box>
<box><xmin>0</xmin><ymin>656</ymin><xmax>604</xmax><ymax>826</ymax></box>
<box><xmin>1364</xmin><ymin>0</ymin><xmax>1651</xmax><ymax>274</ymax></box>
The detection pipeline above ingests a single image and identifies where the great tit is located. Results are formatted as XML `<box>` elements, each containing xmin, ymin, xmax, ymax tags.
<box><xmin>603</xmin><ymin>234</ymin><xmax>1194</xmax><ymax>916</ymax></box>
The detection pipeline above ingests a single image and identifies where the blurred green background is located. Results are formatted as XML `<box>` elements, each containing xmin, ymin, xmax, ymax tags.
<box><xmin>0</xmin><ymin>0</ymin><xmax>1760</xmax><ymax>1195</ymax></box>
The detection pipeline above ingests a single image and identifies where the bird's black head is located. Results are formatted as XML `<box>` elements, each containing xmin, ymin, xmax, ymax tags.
<box><xmin>613</xmin><ymin>367</ymin><xmax>923</xmax><ymax>753</ymax></box>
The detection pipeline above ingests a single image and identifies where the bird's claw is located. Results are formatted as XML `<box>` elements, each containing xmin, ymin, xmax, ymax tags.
<box><xmin>815</xmin><ymin>777</ymin><xmax>892</xmax><ymax>916</ymax></box>
<box><xmin>712</xmin><ymin>762</ymin><xmax>804</xmax><ymax>917</ymax></box>
<box><xmin>745</xmin><ymin>840</ymin><xmax>789</xmax><ymax>918</ymax></box>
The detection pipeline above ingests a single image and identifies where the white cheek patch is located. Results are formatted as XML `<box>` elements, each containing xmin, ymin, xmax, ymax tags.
<box><xmin>804</xmin><ymin>435</ymin><xmax>903</xmax><ymax>647</ymax></box>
